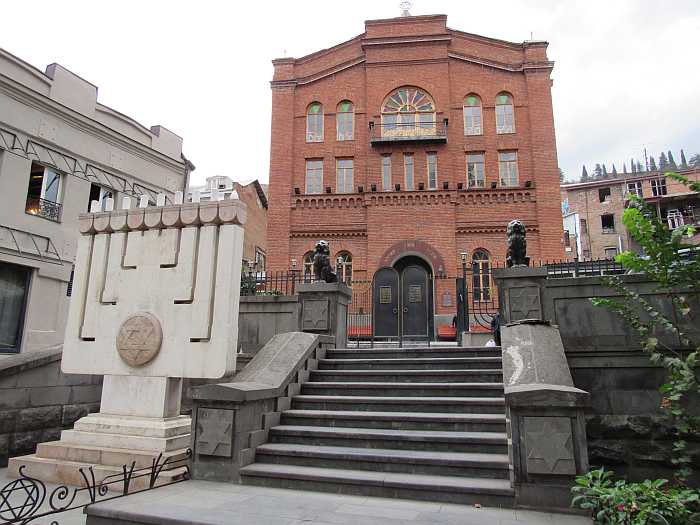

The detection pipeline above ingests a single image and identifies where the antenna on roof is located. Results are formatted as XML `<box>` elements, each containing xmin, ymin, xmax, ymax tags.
<box><xmin>400</xmin><ymin>0</ymin><xmax>412</xmax><ymax>17</ymax></box>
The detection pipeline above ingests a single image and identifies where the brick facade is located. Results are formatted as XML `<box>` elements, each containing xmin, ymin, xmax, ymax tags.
<box><xmin>232</xmin><ymin>181</ymin><xmax>268</xmax><ymax>269</ymax></box>
<box><xmin>267</xmin><ymin>14</ymin><xmax>565</xmax><ymax>317</ymax></box>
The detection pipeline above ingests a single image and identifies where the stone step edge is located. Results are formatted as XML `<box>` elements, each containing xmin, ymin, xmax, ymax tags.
<box><xmin>239</xmin><ymin>463</ymin><xmax>515</xmax><ymax>496</ymax></box>
<box><xmin>255</xmin><ymin>443</ymin><xmax>510</xmax><ymax>468</ymax></box>
<box><xmin>319</xmin><ymin>357</ymin><xmax>503</xmax><ymax>363</ymax></box>
<box><xmin>282</xmin><ymin>409</ymin><xmax>506</xmax><ymax>422</ymax></box>
<box><xmin>304</xmin><ymin>382</ymin><xmax>504</xmax><ymax>388</ymax></box>
<box><xmin>293</xmin><ymin>395</ymin><xmax>505</xmax><ymax>404</ymax></box>
<box><xmin>270</xmin><ymin>425</ymin><xmax>508</xmax><ymax>443</ymax></box>
<box><xmin>311</xmin><ymin>369</ymin><xmax>504</xmax><ymax>375</ymax></box>
<box><xmin>36</xmin><ymin>441</ymin><xmax>189</xmax><ymax>467</ymax></box>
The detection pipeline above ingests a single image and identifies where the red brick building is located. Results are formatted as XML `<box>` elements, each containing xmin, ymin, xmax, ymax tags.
<box><xmin>267</xmin><ymin>14</ymin><xmax>565</xmax><ymax>335</ymax></box>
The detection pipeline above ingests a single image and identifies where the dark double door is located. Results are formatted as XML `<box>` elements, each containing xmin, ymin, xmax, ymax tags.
<box><xmin>373</xmin><ymin>265</ymin><xmax>431</xmax><ymax>340</ymax></box>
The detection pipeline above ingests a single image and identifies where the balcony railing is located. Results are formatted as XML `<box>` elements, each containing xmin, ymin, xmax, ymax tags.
<box><xmin>25</xmin><ymin>197</ymin><xmax>62</xmax><ymax>222</ymax></box>
<box><xmin>370</xmin><ymin>120</ymin><xmax>447</xmax><ymax>145</ymax></box>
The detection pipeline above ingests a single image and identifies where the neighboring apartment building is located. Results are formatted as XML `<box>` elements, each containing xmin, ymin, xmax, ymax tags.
<box><xmin>0</xmin><ymin>48</ymin><xmax>192</xmax><ymax>354</ymax></box>
<box><xmin>266</xmin><ymin>13</ymin><xmax>564</xmax><ymax>337</ymax></box>
<box><xmin>188</xmin><ymin>176</ymin><xmax>268</xmax><ymax>269</ymax></box>
<box><xmin>560</xmin><ymin>167</ymin><xmax>700</xmax><ymax>259</ymax></box>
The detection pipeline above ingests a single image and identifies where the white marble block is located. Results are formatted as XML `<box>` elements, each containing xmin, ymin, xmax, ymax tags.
<box><xmin>62</xmin><ymin>198</ymin><xmax>247</xmax><ymax>379</ymax></box>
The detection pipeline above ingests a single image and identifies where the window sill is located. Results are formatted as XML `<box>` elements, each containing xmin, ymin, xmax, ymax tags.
<box><xmin>601</xmin><ymin>230</ymin><xmax>617</xmax><ymax>234</ymax></box>
<box><xmin>496</xmin><ymin>130</ymin><xmax>516</xmax><ymax>135</ymax></box>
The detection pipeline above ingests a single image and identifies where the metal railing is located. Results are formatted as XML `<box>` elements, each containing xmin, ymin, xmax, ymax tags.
<box><xmin>25</xmin><ymin>196</ymin><xmax>62</xmax><ymax>222</ymax></box>
<box><xmin>369</xmin><ymin>120</ymin><xmax>447</xmax><ymax>143</ymax></box>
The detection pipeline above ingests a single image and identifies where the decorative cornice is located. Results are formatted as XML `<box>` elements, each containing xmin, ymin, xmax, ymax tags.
<box><xmin>290</xmin><ymin>228</ymin><xmax>367</xmax><ymax>239</ymax></box>
<box><xmin>292</xmin><ymin>195</ymin><xmax>365</xmax><ymax>209</ymax></box>
<box><xmin>366</xmin><ymin>192</ymin><xmax>454</xmax><ymax>207</ymax></box>
<box><xmin>362</xmin><ymin>35</ymin><xmax>452</xmax><ymax>48</ymax></box>
<box><xmin>454</xmin><ymin>189</ymin><xmax>536</xmax><ymax>205</ymax></box>
<box><xmin>271</xmin><ymin>57</ymin><xmax>366</xmax><ymax>88</ymax></box>
<box><xmin>0</xmin><ymin>76</ymin><xmax>185</xmax><ymax>172</ymax></box>
<box><xmin>456</xmin><ymin>222</ymin><xmax>540</xmax><ymax>235</ymax></box>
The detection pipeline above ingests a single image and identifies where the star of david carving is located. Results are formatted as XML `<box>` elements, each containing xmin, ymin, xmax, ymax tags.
<box><xmin>196</xmin><ymin>408</ymin><xmax>234</xmax><ymax>457</ymax></box>
<box><xmin>116</xmin><ymin>312</ymin><xmax>162</xmax><ymax>367</ymax></box>
<box><xmin>509</xmin><ymin>287</ymin><xmax>541</xmax><ymax>320</ymax></box>
<box><xmin>526</xmin><ymin>419</ymin><xmax>574</xmax><ymax>473</ymax></box>
<box><xmin>303</xmin><ymin>299</ymin><xmax>329</xmax><ymax>330</ymax></box>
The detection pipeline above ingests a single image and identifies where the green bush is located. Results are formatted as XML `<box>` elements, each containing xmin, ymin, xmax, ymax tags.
<box><xmin>572</xmin><ymin>468</ymin><xmax>700</xmax><ymax>524</ymax></box>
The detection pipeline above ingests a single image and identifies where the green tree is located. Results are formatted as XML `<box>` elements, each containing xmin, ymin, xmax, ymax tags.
<box><xmin>637</xmin><ymin>160</ymin><xmax>644</xmax><ymax>173</ymax></box>
<box><xmin>581</xmin><ymin>165</ymin><xmax>589</xmax><ymax>182</ymax></box>
<box><xmin>612</xmin><ymin>164</ymin><xmax>618</xmax><ymax>176</ymax></box>
<box><xmin>650</xmin><ymin>157</ymin><xmax>658</xmax><ymax>171</ymax></box>
<box><xmin>592</xmin><ymin>172</ymin><xmax>700</xmax><ymax>482</ymax></box>
<box><xmin>602</xmin><ymin>163</ymin><xmax>609</xmax><ymax>178</ymax></box>
<box><xmin>660</xmin><ymin>152</ymin><xmax>668</xmax><ymax>170</ymax></box>
<box><xmin>680</xmin><ymin>149</ymin><xmax>688</xmax><ymax>169</ymax></box>
<box><xmin>668</xmin><ymin>150</ymin><xmax>678</xmax><ymax>169</ymax></box>
<box><xmin>631</xmin><ymin>157</ymin><xmax>637</xmax><ymax>173</ymax></box>
<box><xmin>623</xmin><ymin>162</ymin><xmax>628</xmax><ymax>174</ymax></box>
<box><xmin>689</xmin><ymin>153</ymin><xmax>700</xmax><ymax>169</ymax></box>
<box><xmin>559</xmin><ymin>168</ymin><xmax>565</xmax><ymax>183</ymax></box>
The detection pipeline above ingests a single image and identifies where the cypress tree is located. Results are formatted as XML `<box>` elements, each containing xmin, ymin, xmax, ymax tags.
<box><xmin>638</xmin><ymin>160</ymin><xmax>644</xmax><ymax>172</ymax></box>
<box><xmin>630</xmin><ymin>157</ymin><xmax>636</xmax><ymax>173</ymax></box>
<box><xmin>690</xmin><ymin>153</ymin><xmax>700</xmax><ymax>168</ymax></box>
<box><xmin>667</xmin><ymin>150</ymin><xmax>677</xmax><ymax>169</ymax></box>
<box><xmin>623</xmin><ymin>162</ymin><xmax>628</xmax><ymax>174</ymax></box>
<box><xmin>680</xmin><ymin>149</ymin><xmax>688</xmax><ymax>168</ymax></box>
<box><xmin>649</xmin><ymin>157</ymin><xmax>658</xmax><ymax>171</ymax></box>
<box><xmin>602</xmin><ymin>164</ymin><xmax>608</xmax><ymax>178</ymax></box>
<box><xmin>659</xmin><ymin>152</ymin><xmax>668</xmax><ymax>170</ymax></box>
<box><xmin>594</xmin><ymin>163</ymin><xmax>603</xmax><ymax>179</ymax></box>
<box><xmin>581</xmin><ymin>165</ymin><xmax>589</xmax><ymax>182</ymax></box>
<box><xmin>612</xmin><ymin>164</ymin><xmax>618</xmax><ymax>176</ymax></box>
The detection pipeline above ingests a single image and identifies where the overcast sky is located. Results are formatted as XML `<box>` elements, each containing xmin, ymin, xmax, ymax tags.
<box><xmin>2</xmin><ymin>0</ymin><xmax>698</xmax><ymax>185</ymax></box>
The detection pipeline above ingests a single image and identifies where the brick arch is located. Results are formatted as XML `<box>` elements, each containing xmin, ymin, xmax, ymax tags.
<box><xmin>378</xmin><ymin>240</ymin><xmax>447</xmax><ymax>274</ymax></box>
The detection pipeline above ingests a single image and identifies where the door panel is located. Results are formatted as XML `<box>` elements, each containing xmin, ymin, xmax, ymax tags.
<box><xmin>401</xmin><ymin>265</ymin><xmax>429</xmax><ymax>337</ymax></box>
<box><xmin>372</xmin><ymin>267</ymin><xmax>399</xmax><ymax>338</ymax></box>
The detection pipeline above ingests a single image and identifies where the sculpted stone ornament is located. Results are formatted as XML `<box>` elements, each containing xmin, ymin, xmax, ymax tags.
<box><xmin>506</xmin><ymin>219</ymin><xmax>530</xmax><ymax>268</ymax></box>
<box><xmin>116</xmin><ymin>312</ymin><xmax>163</xmax><ymax>367</ymax></box>
<box><xmin>313</xmin><ymin>240</ymin><xmax>338</xmax><ymax>283</ymax></box>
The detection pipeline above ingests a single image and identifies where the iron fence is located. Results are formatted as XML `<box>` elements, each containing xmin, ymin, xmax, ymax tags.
<box><xmin>25</xmin><ymin>197</ymin><xmax>62</xmax><ymax>222</ymax></box>
<box><xmin>0</xmin><ymin>450</ymin><xmax>190</xmax><ymax>525</ymax></box>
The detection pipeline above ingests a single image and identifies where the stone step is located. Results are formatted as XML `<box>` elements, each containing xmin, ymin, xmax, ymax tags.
<box><xmin>327</xmin><ymin>348</ymin><xmax>501</xmax><ymax>359</ymax></box>
<box><xmin>292</xmin><ymin>395</ymin><xmax>506</xmax><ymax>414</ymax></box>
<box><xmin>254</xmin><ymin>443</ymin><xmax>510</xmax><ymax>479</ymax></box>
<box><xmin>310</xmin><ymin>369</ymin><xmax>503</xmax><ymax>383</ymax></box>
<box><xmin>301</xmin><ymin>381</ymin><xmax>504</xmax><ymax>397</ymax></box>
<box><xmin>280</xmin><ymin>409</ymin><xmax>506</xmax><ymax>432</ymax></box>
<box><xmin>6</xmin><ymin>453</ymin><xmax>187</xmax><ymax>492</ymax></box>
<box><xmin>318</xmin><ymin>356</ymin><xmax>503</xmax><ymax>370</ymax></box>
<box><xmin>268</xmin><ymin>425</ymin><xmax>508</xmax><ymax>453</ymax></box>
<box><xmin>36</xmin><ymin>441</ymin><xmax>189</xmax><ymax>468</ymax></box>
<box><xmin>239</xmin><ymin>463</ymin><xmax>515</xmax><ymax>506</ymax></box>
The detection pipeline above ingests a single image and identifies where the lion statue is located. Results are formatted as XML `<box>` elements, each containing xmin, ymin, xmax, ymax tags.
<box><xmin>312</xmin><ymin>240</ymin><xmax>338</xmax><ymax>283</ymax></box>
<box><xmin>506</xmin><ymin>220</ymin><xmax>530</xmax><ymax>268</ymax></box>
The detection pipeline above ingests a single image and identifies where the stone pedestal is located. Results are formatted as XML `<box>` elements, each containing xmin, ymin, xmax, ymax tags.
<box><xmin>493</xmin><ymin>267</ymin><xmax>549</xmax><ymax>324</ymax></box>
<box><xmin>297</xmin><ymin>282</ymin><xmax>352</xmax><ymax>348</ymax></box>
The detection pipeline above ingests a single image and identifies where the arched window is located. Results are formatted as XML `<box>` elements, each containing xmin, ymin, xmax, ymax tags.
<box><xmin>306</xmin><ymin>102</ymin><xmax>323</xmax><ymax>142</ymax></box>
<box><xmin>336</xmin><ymin>101</ymin><xmax>354</xmax><ymax>141</ymax></box>
<box><xmin>472</xmin><ymin>250</ymin><xmax>491</xmax><ymax>302</ymax></box>
<box><xmin>463</xmin><ymin>95</ymin><xmax>482</xmax><ymax>136</ymax></box>
<box><xmin>381</xmin><ymin>87</ymin><xmax>435</xmax><ymax>138</ymax></box>
<box><xmin>303</xmin><ymin>251</ymin><xmax>314</xmax><ymax>281</ymax></box>
<box><xmin>495</xmin><ymin>93</ymin><xmax>515</xmax><ymax>134</ymax></box>
<box><xmin>336</xmin><ymin>252</ymin><xmax>353</xmax><ymax>284</ymax></box>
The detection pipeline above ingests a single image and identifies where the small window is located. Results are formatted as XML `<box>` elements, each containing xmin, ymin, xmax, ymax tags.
<box><xmin>463</xmin><ymin>95</ymin><xmax>482</xmax><ymax>136</ymax></box>
<box><xmin>564</xmin><ymin>230</ymin><xmax>571</xmax><ymax>248</ymax></box>
<box><xmin>336</xmin><ymin>252</ymin><xmax>353</xmax><ymax>284</ymax></box>
<box><xmin>467</xmin><ymin>153</ymin><xmax>485</xmax><ymax>188</ymax></box>
<box><xmin>604</xmin><ymin>247</ymin><xmax>618</xmax><ymax>259</ymax></box>
<box><xmin>598</xmin><ymin>187</ymin><xmax>611</xmax><ymax>203</ymax></box>
<box><xmin>303</xmin><ymin>251</ymin><xmax>314</xmax><ymax>281</ymax></box>
<box><xmin>427</xmin><ymin>153</ymin><xmax>437</xmax><ymax>190</ymax></box>
<box><xmin>336</xmin><ymin>101</ymin><xmax>354</xmax><ymax>141</ymax></box>
<box><xmin>306</xmin><ymin>103</ymin><xmax>324</xmax><ymax>143</ymax></box>
<box><xmin>26</xmin><ymin>162</ymin><xmax>63</xmax><ymax>221</ymax></box>
<box><xmin>580</xmin><ymin>218</ymin><xmax>588</xmax><ymax>233</ymax></box>
<box><xmin>88</xmin><ymin>183</ymin><xmax>114</xmax><ymax>212</ymax></box>
<box><xmin>626</xmin><ymin>181</ymin><xmax>642</xmax><ymax>198</ymax></box>
<box><xmin>255</xmin><ymin>247</ymin><xmax>266</xmax><ymax>270</ymax></box>
<box><xmin>498</xmin><ymin>152</ymin><xmax>518</xmax><ymax>187</ymax></box>
<box><xmin>601</xmin><ymin>214</ymin><xmax>615</xmax><ymax>233</ymax></box>
<box><xmin>404</xmin><ymin>154</ymin><xmax>414</xmax><ymax>191</ymax></box>
<box><xmin>472</xmin><ymin>250</ymin><xmax>491</xmax><ymax>302</ymax></box>
<box><xmin>651</xmin><ymin>178</ymin><xmax>667</xmax><ymax>197</ymax></box>
<box><xmin>382</xmin><ymin>155</ymin><xmax>392</xmax><ymax>191</ymax></box>
<box><xmin>336</xmin><ymin>159</ymin><xmax>354</xmax><ymax>193</ymax></box>
<box><xmin>495</xmin><ymin>93</ymin><xmax>515</xmax><ymax>134</ymax></box>
<box><xmin>305</xmin><ymin>160</ymin><xmax>323</xmax><ymax>194</ymax></box>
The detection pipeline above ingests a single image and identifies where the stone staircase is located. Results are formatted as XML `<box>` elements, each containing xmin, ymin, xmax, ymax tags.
<box><xmin>240</xmin><ymin>346</ymin><xmax>514</xmax><ymax>506</ymax></box>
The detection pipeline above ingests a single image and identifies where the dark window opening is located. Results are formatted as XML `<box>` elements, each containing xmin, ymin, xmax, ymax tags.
<box><xmin>601</xmin><ymin>214</ymin><xmax>615</xmax><ymax>233</ymax></box>
<box><xmin>598</xmin><ymin>187</ymin><xmax>611</xmax><ymax>202</ymax></box>
<box><xmin>0</xmin><ymin>262</ymin><xmax>31</xmax><ymax>353</ymax></box>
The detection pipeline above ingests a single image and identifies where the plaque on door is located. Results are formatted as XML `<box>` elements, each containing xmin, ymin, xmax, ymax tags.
<box><xmin>379</xmin><ymin>286</ymin><xmax>392</xmax><ymax>304</ymax></box>
<box><xmin>408</xmin><ymin>284</ymin><xmax>422</xmax><ymax>303</ymax></box>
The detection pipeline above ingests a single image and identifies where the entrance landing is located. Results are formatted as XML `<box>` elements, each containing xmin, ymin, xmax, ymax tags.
<box><xmin>84</xmin><ymin>479</ymin><xmax>588</xmax><ymax>525</ymax></box>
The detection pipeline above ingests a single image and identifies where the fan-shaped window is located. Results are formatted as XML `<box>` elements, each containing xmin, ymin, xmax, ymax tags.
<box><xmin>336</xmin><ymin>101</ymin><xmax>354</xmax><ymax>141</ymax></box>
<box><xmin>303</xmin><ymin>251</ymin><xmax>314</xmax><ymax>281</ymax></box>
<box><xmin>495</xmin><ymin>93</ymin><xmax>514</xmax><ymax>134</ymax></box>
<box><xmin>336</xmin><ymin>252</ymin><xmax>353</xmax><ymax>284</ymax></box>
<box><xmin>306</xmin><ymin>102</ymin><xmax>324</xmax><ymax>142</ymax></box>
<box><xmin>381</xmin><ymin>87</ymin><xmax>436</xmax><ymax>138</ymax></box>
<box><xmin>463</xmin><ymin>95</ymin><xmax>482</xmax><ymax>136</ymax></box>
<box><xmin>472</xmin><ymin>250</ymin><xmax>491</xmax><ymax>302</ymax></box>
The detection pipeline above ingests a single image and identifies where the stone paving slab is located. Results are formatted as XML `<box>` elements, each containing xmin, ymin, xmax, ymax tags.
<box><xmin>1</xmin><ymin>469</ymin><xmax>590</xmax><ymax>525</ymax></box>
